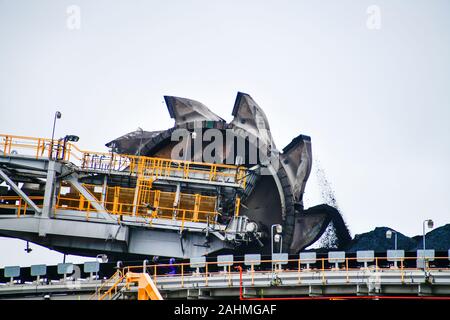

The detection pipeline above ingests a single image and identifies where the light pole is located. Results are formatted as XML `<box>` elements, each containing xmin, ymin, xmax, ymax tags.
<box><xmin>51</xmin><ymin>111</ymin><xmax>62</xmax><ymax>158</ymax></box>
<box><xmin>422</xmin><ymin>219</ymin><xmax>434</xmax><ymax>251</ymax></box>
<box><xmin>137</xmin><ymin>127</ymin><xmax>144</xmax><ymax>158</ymax></box>
<box><xmin>271</xmin><ymin>224</ymin><xmax>282</xmax><ymax>273</ymax></box>
<box><xmin>386</xmin><ymin>229</ymin><xmax>397</xmax><ymax>251</ymax></box>
<box><xmin>422</xmin><ymin>219</ymin><xmax>434</xmax><ymax>271</ymax></box>
<box><xmin>274</xmin><ymin>234</ymin><xmax>283</xmax><ymax>252</ymax></box>
<box><xmin>271</xmin><ymin>224</ymin><xmax>283</xmax><ymax>256</ymax></box>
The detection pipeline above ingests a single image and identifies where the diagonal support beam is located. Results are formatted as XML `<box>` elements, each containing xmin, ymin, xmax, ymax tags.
<box><xmin>65</xmin><ymin>174</ymin><xmax>117</xmax><ymax>223</ymax></box>
<box><xmin>0</xmin><ymin>168</ymin><xmax>42</xmax><ymax>214</ymax></box>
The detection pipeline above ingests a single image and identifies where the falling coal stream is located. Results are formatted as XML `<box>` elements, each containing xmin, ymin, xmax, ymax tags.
<box><xmin>311</xmin><ymin>159</ymin><xmax>351</xmax><ymax>250</ymax></box>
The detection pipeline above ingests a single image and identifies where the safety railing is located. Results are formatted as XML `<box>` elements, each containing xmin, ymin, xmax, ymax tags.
<box><xmin>91</xmin><ymin>270</ymin><xmax>125</xmax><ymax>300</ymax></box>
<box><xmin>55</xmin><ymin>196</ymin><xmax>220</xmax><ymax>225</ymax></box>
<box><xmin>90</xmin><ymin>269</ymin><xmax>163</xmax><ymax>300</ymax></box>
<box><xmin>0</xmin><ymin>185</ymin><xmax>229</xmax><ymax>225</ymax></box>
<box><xmin>0</xmin><ymin>134</ymin><xmax>76</xmax><ymax>161</ymax></box>
<box><xmin>2</xmin><ymin>256</ymin><xmax>449</xmax><ymax>300</ymax></box>
<box><xmin>0</xmin><ymin>196</ymin><xmax>44</xmax><ymax>216</ymax></box>
<box><xmin>118</xmin><ymin>255</ymin><xmax>450</xmax><ymax>291</ymax></box>
<box><xmin>80</xmin><ymin>149</ymin><xmax>247</xmax><ymax>188</ymax></box>
<box><xmin>55</xmin><ymin>183</ymin><xmax>222</xmax><ymax>224</ymax></box>
<box><xmin>0</xmin><ymin>134</ymin><xmax>247</xmax><ymax>188</ymax></box>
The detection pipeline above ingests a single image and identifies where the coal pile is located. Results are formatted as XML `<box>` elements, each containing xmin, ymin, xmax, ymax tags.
<box><xmin>346</xmin><ymin>224</ymin><xmax>450</xmax><ymax>252</ymax></box>
<box><xmin>412</xmin><ymin>224</ymin><xmax>450</xmax><ymax>251</ymax></box>
<box><xmin>346</xmin><ymin>227</ymin><xmax>417</xmax><ymax>252</ymax></box>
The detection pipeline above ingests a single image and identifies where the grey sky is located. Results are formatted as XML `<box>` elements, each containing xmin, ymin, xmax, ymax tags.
<box><xmin>0</xmin><ymin>0</ymin><xmax>449</xmax><ymax>267</ymax></box>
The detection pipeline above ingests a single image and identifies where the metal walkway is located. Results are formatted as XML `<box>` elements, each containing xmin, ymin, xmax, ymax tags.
<box><xmin>0</xmin><ymin>133</ymin><xmax>255</xmax><ymax>258</ymax></box>
<box><xmin>1</xmin><ymin>252</ymin><xmax>450</xmax><ymax>300</ymax></box>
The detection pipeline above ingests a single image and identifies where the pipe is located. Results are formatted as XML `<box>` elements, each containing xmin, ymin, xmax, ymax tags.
<box><xmin>235</xmin><ymin>265</ymin><xmax>243</xmax><ymax>300</ymax></box>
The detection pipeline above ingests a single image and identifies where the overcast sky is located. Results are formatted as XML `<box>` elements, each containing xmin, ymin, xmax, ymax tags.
<box><xmin>0</xmin><ymin>0</ymin><xmax>449</xmax><ymax>267</ymax></box>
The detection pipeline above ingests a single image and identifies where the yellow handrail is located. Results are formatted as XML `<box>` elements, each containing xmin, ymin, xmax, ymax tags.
<box><xmin>0</xmin><ymin>133</ymin><xmax>246</xmax><ymax>224</ymax></box>
<box><xmin>0</xmin><ymin>133</ymin><xmax>247</xmax><ymax>188</ymax></box>
<box><xmin>120</xmin><ymin>255</ymin><xmax>450</xmax><ymax>291</ymax></box>
<box><xmin>90</xmin><ymin>270</ymin><xmax>124</xmax><ymax>300</ymax></box>
<box><xmin>54</xmin><ymin>183</ymin><xmax>221</xmax><ymax>223</ymax></box>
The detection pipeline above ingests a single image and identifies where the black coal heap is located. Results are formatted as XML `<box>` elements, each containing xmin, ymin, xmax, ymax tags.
<box><xmin>345</xmin><ymin>224</ymin><xmax>450</xmax><ymax>252</ymax></box>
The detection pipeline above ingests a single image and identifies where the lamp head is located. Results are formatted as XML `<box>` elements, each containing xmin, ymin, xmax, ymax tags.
<box><xmin>96</xmin><ymin>254</ymin><xmax>108</xmax><ymax>263</ymax></box>
<box><xmin>386</xmin><ymin>230</ymin><xmax>392</xmax><ymax>239</ymax></box>
<box><xmin>64</xmin><ymin>135</ymin><xmax>79</xmax><ymax>142</ymax></box>
<box><xmin>245</xmin><ymin>221</ymin><xmax>258</xmax><ymax>233</ymax></box>
<box><xmin>275</xmin><ymin>224</ymin><xmax>283</xmax><ymax>234</ymax></box>
<box><xmin>55</xmin><ymin>111</ymin><xmax>62</xmax><ymax>119</ymax></box>
<box><xmin>427</xmin><ymin>220</ymin><xmax>434</xmax><ymax>229</ymax></box>
<box><xmin>274</xmin><ymin>234</ymin><xmax>281</xmax><ymax>243</ymax></box>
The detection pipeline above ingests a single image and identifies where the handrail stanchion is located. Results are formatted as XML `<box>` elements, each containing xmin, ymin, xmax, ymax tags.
<box><xmin>17</xmin><ymin>199</ymin><xmax>21</xmax><ymax>217</ymax></box>
<box><xmin>401</xmin><ymin>258</ymin><xmax>405</xmax><ymax>283</ymax></box>
<box><xmin>235</xmin><ymin>265</ymin><xmax>243</xmax><ymax>300</ymax></box>
<box><xmin>346</xmin><ymin>258</ymin><xmax>349</xmax><ymax>283</ymax></box>
<box><xmin>251</xmin><ymin>263</ymin><xmax>255</xmax><ymax>286</ymax></box>
<box><xmin>321</xmin><ymin>258</ymin><xmax>325</xmax><ymax>284</ymax></box>
<box><xmin>181</xmin><ymin>264</ymin><xmax>184</xmax><ymax>288</ymax></box>
<box><xmin>205</xmin><ymin>262</ymin><xmax>209</xmax><ymax>286</ymax></box>
<box><xmin>298</xmin><ymin>258</ymin><xmax>301</xmax><ymax>284</ymax></box>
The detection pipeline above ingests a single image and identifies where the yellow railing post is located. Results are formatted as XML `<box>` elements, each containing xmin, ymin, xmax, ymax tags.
<box><xmin>321</xmin><ymin>258</ymin><xmax>325</xmax><ymax>284</ymax></box>
<box><xmin>208</xmin><ymin>166</ymin><xmax>214</xmax><ymax>181</ymax></box>
<box><xmin>234</xmin><ymin>196</ymin><xmax>241</xmax><ymax>217</ymax></box>
<box><xmin>166</xmin><ymin>160</ymin><xmax>171</xmax><ymax>177</ymax></box>
<box><xmin>401</xmin><ymin>259</ymin><xmax>404</xmax><ymax>283</ymax></box>
<box><xmin>181</xmin><ymin>264</ymin><xmax>184</xmax><ymax>288</ymax></box>
<box><xmin>35</xmin><ymin>139</ymin><xmax>41</xmax><ymax>159</ymax></box>
<box><xmin>86</xmin><ymin>200</ymin><xmax>90</xmax><ymax>220</ymax></box>
<box><xmin>79</xmin><ymin>196</ymin><xmax>85</xmax><ymax>211</ymax></box>
<box><xmin>181</xmin><ymin>210</ymin><xmax>186</xmax><ymax>231</ymax></box>
<box><xmin>193</xmin><ymin>194</ymin><xmax>200</xmax><ymax>222</ymax></box>
<box><xmin>17</xmin><ymin>199</ymin><xmax>21</xmax><ymax>217</ymax></box>
<box><xmin>65</xmin><ymin>143</ymin><xmax>71</xmax><ymax>161</ymax></box>
<box><xmin>2</xmin><ymin>136</ymin><xmax>8</xmax><ymax>154</ymax></box>
<box><xmin>153</xmin><ymin>190</ymin><xmax>160</xmax><ymax>212</ymax></box>
<box><xmin>7</xmin><ymin>136</ymin><xmax>12</xmax><ymax>154</ymax></box>
<box><xmin>113</xmin><ymin>186</ymin><xmax>119</xmax><ymax>214</ymax></box>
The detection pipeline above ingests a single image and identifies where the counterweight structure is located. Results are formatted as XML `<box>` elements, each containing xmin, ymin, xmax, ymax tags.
<box><xmin>0</xmin><ymin>92</ymin><xmax>350</xmax><ymax>259</ymax></box>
